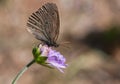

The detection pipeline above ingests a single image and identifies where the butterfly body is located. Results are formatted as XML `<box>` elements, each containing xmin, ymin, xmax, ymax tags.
<box><xmin>27</xmin><ymin>3</ymin><xmax>60</xmax><ymax>47</ymax></box>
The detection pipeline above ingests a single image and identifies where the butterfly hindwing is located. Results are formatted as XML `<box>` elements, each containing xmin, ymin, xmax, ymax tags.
<box><xmin>27</xmin><ymin>3</ymin><xmax>60</xmax><ymax>46</ymax></box>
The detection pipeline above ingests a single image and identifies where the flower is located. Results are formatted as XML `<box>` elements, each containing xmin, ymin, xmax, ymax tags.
<box><xmin>39</xmin><ymin>44</ymin><xmax>50</xmax><ymax>56</ymax></box>
<box><xmin>39</xmin><ymin>44</ymin><xmax>67</xmax><ymax>73</ymax></box>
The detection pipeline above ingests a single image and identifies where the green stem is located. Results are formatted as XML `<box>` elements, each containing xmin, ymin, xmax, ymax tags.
<box><xmin>12</xmin><ymin>59</ymin><xmax>35</xmax><ymax>84</ymax></box>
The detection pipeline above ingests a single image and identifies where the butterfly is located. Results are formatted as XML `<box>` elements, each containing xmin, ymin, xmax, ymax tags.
<box><xmin>27</xmin><ymin>3</ymin><xmax>60</xmax><ymax>47</ymax></box>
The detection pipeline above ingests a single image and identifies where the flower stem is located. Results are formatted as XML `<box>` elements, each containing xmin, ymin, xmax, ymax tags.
<box><xmin>12</xmin><ymin>59</ymin><xmax>35</xmax><ymax>84</ymax></box>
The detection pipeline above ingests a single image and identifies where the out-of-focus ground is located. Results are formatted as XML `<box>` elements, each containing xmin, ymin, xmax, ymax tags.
<box><xmin>1</xmin><ymin>0</ymin><xmax>120</xmax><ymax>84</ymax></box>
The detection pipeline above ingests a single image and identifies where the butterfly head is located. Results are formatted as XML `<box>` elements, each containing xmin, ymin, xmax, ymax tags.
<box><xmin>47</xmin><ymin>42</ymin><xmax>59</xmax><ymax>47</ymax></box>
<box><xmin>53</xmin><ymin>43</ymin><xmax>59</xmax><ymax>47</ymax></box>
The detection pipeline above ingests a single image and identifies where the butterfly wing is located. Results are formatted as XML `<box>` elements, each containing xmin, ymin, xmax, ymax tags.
<box><xmin>27</xmin><ymin>3</ymin><xmax>60</xmax><ymax>45</ymax></box>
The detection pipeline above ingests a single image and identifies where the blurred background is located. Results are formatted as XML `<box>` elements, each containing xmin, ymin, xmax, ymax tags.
<box><xmin>1</xmin><ymin>0</ymin><xmax>120</xmax><ymax>84</ymax></box>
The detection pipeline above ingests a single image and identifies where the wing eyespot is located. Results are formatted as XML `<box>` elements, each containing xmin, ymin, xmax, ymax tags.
<box><xmin>52</xmin><ymin>12</ymin><xmax>55</xmax><ymax>15</ymax></box>
<box><xmin>45</xmin><ymin>21</ymin><xmax>48</xmax><ymax>24</ymax></box>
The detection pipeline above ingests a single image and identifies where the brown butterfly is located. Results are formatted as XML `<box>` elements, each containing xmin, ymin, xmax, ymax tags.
<box><xmin>27</xmin><ymin>3</ymin><xmax>60</xmax><ymax>47</ymax></box>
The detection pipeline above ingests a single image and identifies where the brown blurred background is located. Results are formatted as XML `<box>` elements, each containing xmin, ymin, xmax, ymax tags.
<box><xmin>1</xmin><ymin>0</ymin><xmax>120</xmax><ymax>84</ymax></box>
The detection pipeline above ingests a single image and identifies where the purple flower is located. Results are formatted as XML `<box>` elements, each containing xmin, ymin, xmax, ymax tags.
<box><xmin>39</xmin><ymin>44</ymin><xmax>67</xmax><ymax>73</ymax></box>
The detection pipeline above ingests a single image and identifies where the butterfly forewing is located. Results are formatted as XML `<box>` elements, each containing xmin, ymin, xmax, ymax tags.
<box><xmin>27</xmin><ymin>3</ymin><xmax>60</xmax><ymax>47</ymax></box>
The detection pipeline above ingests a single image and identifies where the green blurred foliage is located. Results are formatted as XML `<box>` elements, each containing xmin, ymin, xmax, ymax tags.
<box><xmin>83</xmin><ymin>24</ymin><xmax>120</xmax><ymax>55</ymax></box>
